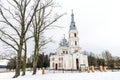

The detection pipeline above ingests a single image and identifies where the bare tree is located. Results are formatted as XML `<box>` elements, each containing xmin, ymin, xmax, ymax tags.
<box><xmin>88</xmin><ymin>52</ymin><xmax>97</xmax><ymax>67</ymax></box>
<box><xmin>7</xmin><ymin>56</ymin><xmax>16</xmax><ymax>71</ymax></box>
<box><xmin>102</xmin><ymin>50</ymin><xmax>113</xmax><ymax>69</ymax></box>
<box><xmin>0</xmin><ymin>0</ymin><xmax>46</xmax><ymax>78</ymax></box>
<box><xmin>0</xmin><ymin>51</ymin><xmax>16</xmax><ymax>60</ymax></box>
<box><xmin>115</xmin><ymin>57</ymin><xmax>120</xmax><ymax>69</ymax></box>
<box><xmin>31</xmin><ymin>0</ymin><xmax>64</xmax><ymax>74</ymax></box>
<box><xmin>22</xmin><ymin>41</ymin><xmax>27</xmax><ymax>76</ymax></box>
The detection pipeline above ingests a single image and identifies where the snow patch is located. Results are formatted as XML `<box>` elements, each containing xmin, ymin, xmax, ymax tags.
<box><xmin>0</xmin><ymin>60</ymin><xmax>9</xmax><ymax>66</ymax></box>
<box><xmin>0</xmin><ymin>70</ymin><xmax>120</xmax><ymax>80</ymax></box>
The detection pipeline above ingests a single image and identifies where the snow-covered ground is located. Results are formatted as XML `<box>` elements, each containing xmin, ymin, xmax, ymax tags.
<box><xmin>0</xmin><ymin>60</ymin><xmax>9</xmax><ymax>66</ymax></box>
<box><xmin>0</xmin><ymin>68</ymin><xmax>7</xmax><ymax>72</ymax></box>
<box><xmin>0</xmin><ymin>70</ymin><xmax>120</xmax><ymax>80</ymax></box>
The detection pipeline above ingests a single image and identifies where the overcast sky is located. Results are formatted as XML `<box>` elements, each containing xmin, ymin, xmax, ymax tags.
<box><xmin>44</xmin><ymin>0</ymin><xmax>120</xmax><ymax>57</ymax></box>
<box><xmin>0</xmin><ymin>0</ymin><xmax>120</xmax><ymax>57</ymax></box>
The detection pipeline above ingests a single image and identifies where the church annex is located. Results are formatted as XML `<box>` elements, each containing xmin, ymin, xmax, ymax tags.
<box><xmin>50</xmin><ymin>11</ymin><xmax>88</xmax><ymax>71</ymax></box>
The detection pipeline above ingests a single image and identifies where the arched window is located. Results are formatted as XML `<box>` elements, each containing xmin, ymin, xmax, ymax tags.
<box><xmin>61</xmin><ymin>57</ymin><xmax>63</xmax><ymax>60</ymax></box>
<box><xmin>75</xmin><ymin>50</ymin><xmax>78</xmax><ymax>53</ymax></box>
<box><xmin>59</xmin><ymin>57</ymin><xmax>61</xmax><ymax>61</ymax></box>
<box><xmin>52</xmin><ymin>57</ymin><xmax>55</xmax><ymax>61</ymax></box>
<box><xmin>52</xmin><ymin>63</ymin><xmax>54</xmax><ymax>67</ymax></box>
<box><xmin>66</xmin><ymin>51</ymin><xmax>68</xmax><ymax>54</ymax></box>
<box><xmin>75</xmin><ymin>41</ymin><xmax>77</xmax><ymax>45</ymax></box>
<box><xmin>74</xmin><ymin>33</ymin><xmax>76</xmax><ymax>37</ymax></box>
<box><xmin>59</xmin><ymin>63</ymin><xmax>61</xmax><ymax>67</ymax></box>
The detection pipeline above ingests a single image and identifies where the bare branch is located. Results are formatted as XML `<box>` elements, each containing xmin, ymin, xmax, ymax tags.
<box><xmin>36</xmin><ymin>0</ymin><xmax>53</xmax><ymax>12</ymax></box>
<box><xmin>0</xmin><ymin>29</ymin><xmax>19</xmax><ymax>47</ymax></box>
<box><xmin>0</xmin><ymin>9</ymin><xmax>21</xmax><ymax>37</ymax></box>
<box><xmin>39</xmin><ymin>13</ymin><xmax>65</xmax><ymax>33</ymax></box>
<box><xmin>0</xmin><ymin>37</ymin><xmax>18</xmax><ymax>51</ymax></box>
<box><xmin>24</xmin><ymin>36</ymin><xmax>33</xmax><ymax>43</ymax></box>
<box><xmin>39</xmin><ymin>39</ymin><xmax>52</xmax><ymax>49</ymax></box>
<box><xmin>25</xmin><ymin>0</ymin><xmax>41</xmax><ymax>34</ymax></box>
<box><xmin>7</xmin><ymin>0</ymin><xmax>17</xmax><ymax>10</ymax></box>
<box><xmin>13</xmin><ymin>0</ymin><xmax>20</xmax><ymax>8</ymax></box>
<box><xmin>1</xmin><ymin>51</ymin><xmax>16</xmax><ymax>60</ymax></box>
<box><xmin>26</xmin><ymin>0</ymin><xmax>31</xmax><ymax>6</ymax></box>
<box><xmin>44</xmin><ymin>6</ymin><xmax>53</xmax><ymax>19</ymax></box>
<box><xmin>1</xmin><ymin>5</ymin><xmax>20</xmax><ymax>23</ymax></box>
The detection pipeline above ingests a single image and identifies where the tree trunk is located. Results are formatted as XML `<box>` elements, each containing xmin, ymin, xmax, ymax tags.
<box><xmin>33</xmin><ymin>60</ymin><xmax>37</xmax><ymax>75</ymax></box>
<box><xmin>33</xmin><ymin>50</ymin><xmax>39</xmax><ymax>75</ymax></box>
<box><xmin>22</xmin><ymin>42</ymin><xmax>27</xmax><ymax>76</ymax></box>
<box><xmin>13</xmin><ymin>50</ymin><xmax>21</xmax><ymax>78</ymax></box>
<box><xmin>13</xmin><ymin>37</ymin><xmax>24</xmax><ymax>78</ymax></box>
<box><xmin>33</xmin><ymin>54</ymin><xmax>39</xmax><ymax>75</ymax></box>
<box><xmin>33</xmin><ymin>39</ymin><xmax>39</xmax><ymax>75</ymax></box>
<box><xmin>22</xmin><ymin>56</ymin><xmax>26</xmax><ymax>76</ymax></box>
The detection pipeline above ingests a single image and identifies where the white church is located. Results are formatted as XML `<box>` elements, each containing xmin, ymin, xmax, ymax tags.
<box><xmin>50</xmin><ymin>11</ymin><xmax>88</xmax><ymax>71</ymax></box>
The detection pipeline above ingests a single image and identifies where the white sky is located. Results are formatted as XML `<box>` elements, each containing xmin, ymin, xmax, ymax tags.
<box><xmin>0</xmin><ymin>0</ymin><xmax>120</xmax><ymax>57</ymax></box>
<box><xmin>44</xmin><ymin>0</ymin><xmax>120</xmax><ymax>56</ymax></box>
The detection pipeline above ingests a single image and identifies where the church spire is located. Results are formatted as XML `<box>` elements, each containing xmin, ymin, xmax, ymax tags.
<box><xmin>70</xmin><ymin>10</ymin><xmax>76</xmax><ymax>30</ymax></box>
<box><xmin>71</xmin><ymin>10</ymin><xmax>74</xmax><ymax>23</ymax></box>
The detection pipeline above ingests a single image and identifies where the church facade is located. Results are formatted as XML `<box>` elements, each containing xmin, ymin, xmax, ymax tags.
<box><xmin>50</xmin><ymin>11</ymin><xmax>88</xmax><ymax>70</ymax></box>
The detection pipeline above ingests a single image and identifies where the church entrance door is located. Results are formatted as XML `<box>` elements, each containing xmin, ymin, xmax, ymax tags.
<box><xmin>76</xmin><ymin>59</ymin><xmax>79</xmax><ymax>70</ymax></box>
<box><xmin>55</xmin><ymin>64</ymin><xmax>58</xmax><ymax>70</ymax></box>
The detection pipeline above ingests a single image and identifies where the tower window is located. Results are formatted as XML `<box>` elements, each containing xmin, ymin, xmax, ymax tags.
<box><xmin>75</xmin><ymin>50</ymin><xmax>78</xmax><ymax>53</ymax></box>
<box><xmin>61</xmin><ymin>57</ymin><xmax>63</xmax><ymax>60</ymax></box>
<box><xmin>75</xmin><ymin>41</ymin><xmax>77</xmax><ymax>45</ymax></box>
<box><xmin>66</xmin><ymin>51</ymin><xmax>68</xmax><ymax>54</ymax></box>
<box><xmin>59</xmin><ymin>63</ymin><xmax>61</xmax><ymax>67</ymax></box>
<box><xmin>59</xmin><ymin>57</ymin><xmax>61</xmax><ymax>61</ymax></box>
<box><xmin>74</xmin><ymin>33</ymin><xmax>76</xmax><ymax>37</ymax></box>
<box><xmin>52</xmin><ymin>57</ymin><xmax>55</xmax><ymax>61</ymax></box>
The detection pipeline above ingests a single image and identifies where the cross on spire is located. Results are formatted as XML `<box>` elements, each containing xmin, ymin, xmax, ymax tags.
<box><xmin>71</xmin><ymin>9</ymin><xmax>74</xmax><ymax>23</ymax></box>
<box><xmin>72</xmin><ymin>9</ymin><xmax>73</xmax><ymax>14</ymax></box>
<box><xmin>64</xmin><ymin>34</ymin><xmax>65</xmax><ymax>39</ymax></box>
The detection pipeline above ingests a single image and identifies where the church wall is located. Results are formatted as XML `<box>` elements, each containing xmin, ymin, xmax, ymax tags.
<box><xmin>79</xmin><ymin>54</ymin><xmax>88</xmax><ymax>67</ymax></box>
<box><xmin>50</xmin><ymin>55</ymin><xmax>64</xmax><ymax>70</ymax></box>
<box><xmin>50</xmin><ymin>53</ymin><xmax>88</xmax><ymax>70</ymax></box>
<box><xmin>63</xmin><ymin>55</ymin><xmax>72</xmax><ymax>70</ymax></box>
<box><xmin>73</xmin><ymin>53</ymin><xmax>80</xmax><ymax>69</ymax></box>
<box><xmin>72</xmin><ymin>53</ymin><xmax>88</xmax><ymax>70</ymax></box>
<box><xmin>57</xmin><ymin>47</ymin><xmax>69</xmax><ymax>55</ymax></box>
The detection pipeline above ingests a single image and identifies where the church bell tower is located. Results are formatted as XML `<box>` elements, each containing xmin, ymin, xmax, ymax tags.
<box><xmin>68</xmin><ymin>10</ymin><xmax>80</xmax><ymax>54</ymax></box>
